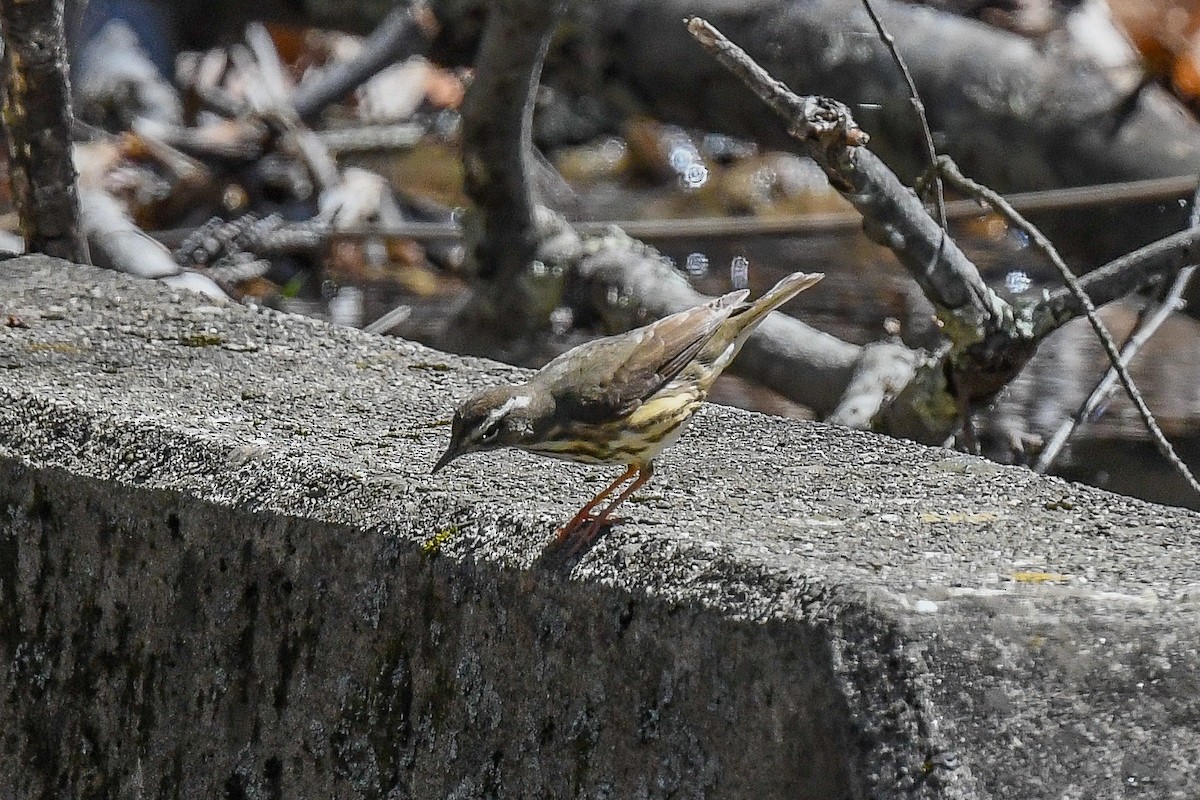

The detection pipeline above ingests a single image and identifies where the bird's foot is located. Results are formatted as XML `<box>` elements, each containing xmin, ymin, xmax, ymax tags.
<box><xmin>554</xmin><ymin>512</ymin><xmax>624</xmax><ymax>543</ymax></box>
<box><xmin>554</xmin><ymin>514</ymin><xmax>623</xmax><ymax>556</ymax></box>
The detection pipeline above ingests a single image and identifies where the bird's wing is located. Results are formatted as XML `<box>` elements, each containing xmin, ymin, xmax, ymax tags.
<box><xmin>540</xmin><ymin>290</ymin><xmax>749</xmax><ymax>425</ymax></box>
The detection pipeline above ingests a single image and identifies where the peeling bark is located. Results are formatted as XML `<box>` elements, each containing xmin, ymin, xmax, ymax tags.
<box><xmin>1</xmin><ymin>0</ymin><xmax>89</xmax><ymax>263</ymax></box>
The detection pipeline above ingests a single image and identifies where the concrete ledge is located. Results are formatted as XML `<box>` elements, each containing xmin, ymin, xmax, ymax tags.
<box><xmin>1</xmin><ymin>256</ymin><xmax>1198</xmax><ymax>799</ymax></box>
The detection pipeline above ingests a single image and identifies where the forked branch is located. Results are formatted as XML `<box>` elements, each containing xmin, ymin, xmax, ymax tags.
<box><xmin>688</xmin><ymin>16</ymin><xmax>1200</xmax><ymax>457</ymax></box>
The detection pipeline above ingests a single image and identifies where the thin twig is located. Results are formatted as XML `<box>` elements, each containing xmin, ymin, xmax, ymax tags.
<box><xmin>686</xmin><ymin>17</ymin><xmax>868</xmax><ymax>148</ymax></box>
<box><xmin>1033</xmin><ymin>266</ymin><xmax>1195</xmax><ymax>473</ymax></box>
<box><xmin>940</xmin><ymin>157</ymin><xmax>1200</xmax><ymax>499</ymax></box>
<box><xmin>1035</xmin><ymin>226</ymin><xmax>1200</xmax><ymax>334</ymax></box>
<box><xmin>1034</xmin><ymin>185</ymin><xmax>1200</xmax><ymax>474</ymax></box>
<box><xmin>363</xmin><ymin>303</ymin><xmax>413</xmax><ymax>335</ymax></box>
<box><xmin>858</xmin><ymin>0</ymin><xmax>946</xmax><ymax>230</ymax></box>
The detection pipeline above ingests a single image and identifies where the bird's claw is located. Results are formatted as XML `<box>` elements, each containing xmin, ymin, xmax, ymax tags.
<box><xmin>554</xmin><ymin>514</ymin><xmax>622</xmax><ymax>556</ymax></box>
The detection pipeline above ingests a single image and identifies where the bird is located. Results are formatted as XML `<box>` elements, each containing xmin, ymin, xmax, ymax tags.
<box><xmin>433</xmin><ymin>270</ymin><xmax>824</xmax><ymax>551</ymax></box>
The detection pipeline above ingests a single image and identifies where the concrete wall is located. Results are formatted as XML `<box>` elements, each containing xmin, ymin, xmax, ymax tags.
<box><xmin>2</xmin><ymin>256</ymin><xmax>1199</xmax><ymax>798</ymax></box>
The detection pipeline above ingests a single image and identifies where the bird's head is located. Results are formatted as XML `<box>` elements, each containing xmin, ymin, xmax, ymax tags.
<box><xmin>433</xmin><ymin>384</ymin><xmax>540</xmax><ymax>473</ymax></box>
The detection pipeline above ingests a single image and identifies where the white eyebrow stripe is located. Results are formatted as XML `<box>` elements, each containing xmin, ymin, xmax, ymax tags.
<box><xmin>477</xmin><ymin>393</ymin><xmax>532</xmax><ymax>438</ymax></box>
<box><xmin>483</xmin><ymin>395</ymin><xmax>520</xmax><ymax>429</ymax></box>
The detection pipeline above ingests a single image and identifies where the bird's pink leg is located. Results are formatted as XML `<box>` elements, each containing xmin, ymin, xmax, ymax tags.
<box><xmin>555</xmin><ymin>464</ymin><xmax>638</xmax><ymax>543</ymax></box>
<box><xmin>566</xmin><ymin>464</ymin><xmax>653</xmax><ymax>554</ymax></box>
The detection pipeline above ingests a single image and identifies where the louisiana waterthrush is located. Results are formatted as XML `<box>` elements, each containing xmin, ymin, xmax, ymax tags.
<box><xmin>433</xmin><ymin>270</ymin><xmax>824</xmax><ymax>550</ymax></box>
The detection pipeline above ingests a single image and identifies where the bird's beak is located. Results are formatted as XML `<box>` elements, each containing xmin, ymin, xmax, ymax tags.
<box><xmin>432</xmin><ymin>445</ymin><xmax>460</xmax><ymax>474</ymax></box>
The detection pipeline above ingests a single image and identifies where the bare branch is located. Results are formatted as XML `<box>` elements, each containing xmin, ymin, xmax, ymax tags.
<box><xmin>686</xmin><ymin>16</ymin><xmax>1200</xmax><ymax>448</ymax></box>
<box><xmin>939</xmin><ymin>157</ymin><xmax>1200</xmax><ymax>499</ymax></box>
<box><xmin>685</xmin><ymin>17</ymin><xmax>1004</xmax><ymax>336</ymax></box>
<box><xmin>0</xmin><ymin>0</ymin><xmax>89</xmax><ymax>263</ymax></box>
<box><xmin>456</xmin><ymin>0</ymin><xmax>570</xmax><ymax>341</ymax></box>
<box><xmin>1035</xmin><ymin>228</ymin><xmax>1200</xmax><ymax>335</ymax></box>
<box><xmin>1034</xmin><ymin>267</ymin><xmax>1195</xmax><ymax>474</ymax></box>
<box><xmin>293</xmin><ymin>2</ymin><xmax>434</xmax><ymax>123</ymax></box>
<box><xmin>685</xmin><ymin>19</ymin><xmax>866</xmax><ymax>150</ymax></box>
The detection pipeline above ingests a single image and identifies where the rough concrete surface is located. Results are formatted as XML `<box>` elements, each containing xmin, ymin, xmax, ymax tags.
<box><xmin>0</xmin><ymin>256</ymin><xmax>1198</xmax><ymax>799</ymax></box>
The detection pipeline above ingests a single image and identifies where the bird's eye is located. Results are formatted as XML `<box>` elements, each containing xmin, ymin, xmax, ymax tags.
<box><xmin>480</xmin><ymin>424</ymin><xmax>500</xmax><ymax>443</ymax></box>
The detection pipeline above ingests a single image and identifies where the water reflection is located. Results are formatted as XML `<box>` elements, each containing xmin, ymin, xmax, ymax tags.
<box><xmin>328</xmin><ymin>286</ymin><xmax>364</xmax><ymax>328</ymax></box>
<box><xmin>730</xmin><ymin>255</ymin><xmax>750</xmax><ymax>289</ymax></box>
<box><xmin>684</xmin><ymin>252</ymin><xmax>709</xmax><ymax>277</ymax></box>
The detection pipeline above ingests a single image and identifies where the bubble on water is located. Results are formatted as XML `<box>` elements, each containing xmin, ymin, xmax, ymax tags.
<box><xmin>700</xmin><ymin>132</ymin><xmax>755</xmax><ymax>162</ymax></box>
<box><xmin>1004</xmin><ymin>269</ymin><xmax>1032</xmax><ymax>294</ymax></box>
<box><xmin>599</xmin><ymin>137</ymin><xmax>626</xmax><ymax>166</ymax></box>
<box><xmin>685</xmin><ymin>252</ymin><xmax>709</xmax><ymax>277</ymax></box>
<box><xmin>730</xmin><ymin>255</ymin><xmax>750</xmax><ymax>289</ymax></box>
<box><xmin>667</xmin><ymin>136</ymin><xmax>709</xmax><ymax>190</ymax></box>
<box><xmin>668</xmin><ymin>142</ymin><xmax>699</xmax><ymax>172</ymax></box>
<box><xmin>550</xmin><ymin>306</ymin><xmax>574</xmax><ymax>335</ymax></box>
<box><xmin>680</xmin><ymin>162</ymin><xmax>709</xmax><ymax>190</ymax></box>
<box><xmin>751</xmin><ymin>166</ymin><xmax>778</xmax><ymax>199</ymax></box>
<box><xmin>530</xmin><ymin>260</ymin><xmax>547</xmax><ymax>277</ymax></box>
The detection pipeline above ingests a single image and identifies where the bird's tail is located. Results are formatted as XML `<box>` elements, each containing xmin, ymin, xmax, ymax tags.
<box><xmin>730</xmin><ymin>271</ymin><xmax>823</xmax><ymax>335</ymax></box>
<box><xmin>689</xmin><ymin>270</ymin><xmax>823</xmax><ymax>386</ymax></box>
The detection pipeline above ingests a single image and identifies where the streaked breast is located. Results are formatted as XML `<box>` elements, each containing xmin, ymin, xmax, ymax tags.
<box><xmin>524</xmin><ymin>385</ymin><xmax>704</xmax><ymax>466</ymax></box>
